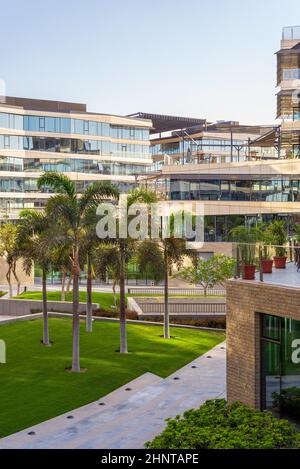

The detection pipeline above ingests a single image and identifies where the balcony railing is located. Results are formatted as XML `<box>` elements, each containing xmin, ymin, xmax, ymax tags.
<box><xmin>282</xmin><ymin>26</ymin><xmax>300</xmax><ymax>41</ymax></box>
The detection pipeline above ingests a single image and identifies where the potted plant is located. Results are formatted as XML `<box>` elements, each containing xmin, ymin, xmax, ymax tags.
<box><xmin>259</xmin><ymin>226</ymin><xmax>274</xmax><ymax>274</ymax></box>
<box><xmin>267</xmin><ymin>220</ymin><xmax>288</xmax><ymax>269</ymax></box>
<box><xmin>230</xmin><ymin>225</ymin><xmax>258</xmax><ymax>280</ymax></box>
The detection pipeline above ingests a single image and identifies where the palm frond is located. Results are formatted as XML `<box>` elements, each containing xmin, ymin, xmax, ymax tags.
<box><xmin>45</xmin><ymin>194</ymin><xmax>79</xmax><ymax>231</ymax></box>
<box><xmin>37</xmin><ymin>171</ymin><xmax>76</xmax><ymax>198</ymax></box>
<box><xmin>79</xmin><ymin>181</ymin><xmax>119</xmax><ymax>214</ymax></box>
<box><xmin>127</xmin><ymin>188</ymin><xmax>157</xmax><ymax>207</ymax></box>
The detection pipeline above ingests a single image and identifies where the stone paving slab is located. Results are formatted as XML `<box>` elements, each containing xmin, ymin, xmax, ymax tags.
<box><xmin>0</xmin><ymin>342</ymin><xmax>226</xmax><ymax>449</ymax></box>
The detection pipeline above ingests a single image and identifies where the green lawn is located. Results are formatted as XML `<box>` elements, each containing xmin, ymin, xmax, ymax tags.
<box><xmin>0</xmin><ymin>318</ymin><xmax>224</xmax><ymax>438</ymax></box>
<box><xmin>14</xmin><ymin>291</ymin><xmax>224</xmax><ymax>313</ymax></box>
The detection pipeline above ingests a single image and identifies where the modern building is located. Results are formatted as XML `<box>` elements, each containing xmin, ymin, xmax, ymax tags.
<box><xmin>133</xmin><ymin>115</ymin><xmax>299</xmax><ymax>255</ymax></box>
<box><xmin>277</xmin><ymin>25</ymin><xmax>300</xmax><ymax>158</ymax></box>
<box><xmin>227</xmin><ymin>267</ymin><xmax>300</xmax><ymax>416</ymax></box>
<box><xmin>0</xmin><ymin>96</ymin><xmax>152</xmax><ymax>220</ymax></box>
<box><xmin>132</xmin><ymin>27</ymin><xmax>300</xmax><ymax>255</ymax></box>
<box><xmin>226</xmin><ymin>26</ymin><xmax>300</xmax><ymax>418</ymax></box>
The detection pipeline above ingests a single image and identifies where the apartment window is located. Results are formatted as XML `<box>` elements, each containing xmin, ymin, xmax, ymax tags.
<box><xmin>4</xmin><ymin>136</ymin><xmax>10</xmax><ymax>149</ymax></box>
<box><xmin>39</xmin><ymin>117</ymin><xmax>45</xmax><ymax>130</ymax></box>
<box><xmin>45</xmin><ymin>117</ymin><xmax>56</xmax><ymax>132</ymax></box>
<box><xmin>84</xmin><ymin>120</ymin><xmax>89</xmax><ymax>135</ymax></box>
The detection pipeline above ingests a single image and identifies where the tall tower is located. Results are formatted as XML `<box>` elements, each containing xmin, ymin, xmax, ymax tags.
<box><xmin>277</xmin><ymin>26</ymin><xmax>300</xmax><ymax>158</ymax></box>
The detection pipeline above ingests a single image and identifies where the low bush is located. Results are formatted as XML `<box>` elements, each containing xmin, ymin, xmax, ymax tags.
<box><xmin>145</xmin><ymin>399</ymin><xmax>300</xmax><ymax>449</ymax></box>
<box><xmin>272</xmin><ymin>387</ymin><xmax>300</xmax><ymax>418</ymax></box>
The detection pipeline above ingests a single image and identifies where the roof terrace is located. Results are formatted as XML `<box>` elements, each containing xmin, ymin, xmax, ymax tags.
<box><xmin>282</xmin><ymin>25</ymin><xmax>300</xmax><ymax>41</ymax></box>
<box><xmin>255</xmin><ymin>261</ymin><xmax>300</xmax><ymax>288</ymax></box>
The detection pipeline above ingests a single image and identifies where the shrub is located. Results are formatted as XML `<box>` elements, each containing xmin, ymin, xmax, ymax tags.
<box><xmin>272</xmin><ymin>387</ymin><xmax>300</xmax><ymax>418</ymax></box>
<box><xmin>145</xmin><ymin>399</ymin><xmax>300</xmax><ymax>449</ymax></box>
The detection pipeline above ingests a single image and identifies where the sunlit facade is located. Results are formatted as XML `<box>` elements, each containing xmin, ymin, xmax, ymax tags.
<box><xmin>0</xmin><ymin>97</ymin><xmax>152</xmax><ymax>219</ymax></box>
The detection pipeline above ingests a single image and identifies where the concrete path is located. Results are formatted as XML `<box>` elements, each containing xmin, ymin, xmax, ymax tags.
<box><xmin>0</xmin><ymin>342</ymin><xmax>226</xmax><ymax>449</ymax></box>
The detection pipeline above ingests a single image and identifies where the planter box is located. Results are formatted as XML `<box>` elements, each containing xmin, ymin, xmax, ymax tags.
<box><xmin>273</xmin><ymin>256</ymin><xmax>287</xmax><ymax>269</ymax></box>
<box><xmin>262</xmin><ymin>259</ymin><xmax>273</xmax><ymax>274</ymax></box>
<box><xmin>242</xmin><ymin>264</ymin><xmax>256</xmax><ymax>280</ymax></box>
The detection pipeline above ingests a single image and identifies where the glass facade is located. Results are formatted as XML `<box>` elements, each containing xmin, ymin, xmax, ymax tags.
<box><xmin>150</xmin><ymin>138</ymin><xmax>279</xmax><ymax>164</ymax></box>
<box><xmin>0</xmin><ymin>135</ymin><xmax>150</xmax><ymax>159</ymax></box>
<box><xmin>0</xmin><ymin>177</ymin><xmax>137</xmax><ymax>193</ymax></box>
<box><xmin>169</xmin><ymin>177</ymin><xmax>300</xmax><ymax>202</ymax></box>
<box><xmin>0</xmin><ymin>108</ymin><xmax>152</xmax><ymax>205</ymax></box>
<box><xmin>0</xmin><ymin>112</ymin><xmax>149</xmax><ymax>140</ymax></box>
<box><xmin>0</xmin><ymin>156</ymin><xmax>147</xmax><ymax>176</ymax></box>
<box><xmin>283</xmin><ymin>68</ymin><xmax>300</xmax><ymax>80</ymax></box>
<box><xmin>261</xmin><ymin>314</ymin><xmax>300</xmax><ymax>421</ymax></box>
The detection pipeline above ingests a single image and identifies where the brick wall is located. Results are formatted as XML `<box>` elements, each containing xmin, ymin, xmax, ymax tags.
<box><xmin>226</xmin><ymin>279</ymin><xmax>300</xmax><ymax>409</ymax></box>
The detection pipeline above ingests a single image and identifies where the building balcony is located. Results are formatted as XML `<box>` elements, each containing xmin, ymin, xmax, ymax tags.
<box><xmin>282</xmin><ymin>26</ymin><xmax>300</xmax><ymax>41</ymax></box>
<box><xmin>255</xmin><ymin>261</ymin><xmax>300</xmax><ymax>289</ymax></box>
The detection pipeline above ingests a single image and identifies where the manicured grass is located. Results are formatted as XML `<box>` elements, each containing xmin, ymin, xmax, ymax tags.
<box><xmin>15</xmin><ymin>291</ymin><xmax>118</xmax><ymax>312</ymax></box>
<box><xmin>0</xmin><ymin>318</ymin><xmax>224</xmax><ymax>438</ymax></box>
<box><xmin>14</xmin><ymin>291</ymin><xmax>224</xmax><ymax>313</ymax></box>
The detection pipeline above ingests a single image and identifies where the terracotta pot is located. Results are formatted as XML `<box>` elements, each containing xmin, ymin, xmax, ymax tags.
<box><xmin>273</xmin><ymin>256</ymin><xmax>287</xmax><ymax>269</ymax></box>
<box><xmin>242</xmin><ymin>264</ymin><xmax>256</xmax><ymax>280</ymax></box>
<box><xmin>261</xmin><ymin>259</ymin><xmax>273</xmax><ymax>274</ymax></box>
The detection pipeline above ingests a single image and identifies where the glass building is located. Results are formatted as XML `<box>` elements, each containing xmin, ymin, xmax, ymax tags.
<box><xmin>261</xmin><ymin>314</ymin><xmax>300</xmax><ymax>417</ymax></box>
<box><xmin>0</xmin><ymin>97</ymin><xmax>152</xmax><ymax>218</ymax></box>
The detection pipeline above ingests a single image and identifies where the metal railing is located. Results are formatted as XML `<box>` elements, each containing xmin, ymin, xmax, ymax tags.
<box><xmin>138</xmin><ymin>302</ymin><xmax>226</xmax><ymax>315</ymax></box>
<box><xmin>282</xmin><ymin>26</ymin><xmax>300</xmax><ymax>41</ymax></box>
<box><xmin>128</xmin><ymin>287</ymin><xmax>226</xmax><ymax>296</ymax></box>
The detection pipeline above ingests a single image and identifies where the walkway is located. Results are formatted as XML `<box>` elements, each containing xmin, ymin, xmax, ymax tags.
<box><xmin>255</xmin><ymin>261</ymin><xmax>300</xmax><ymax>288</ymax></box>
<box><xmin>0</xmin><ymin>342</ymin><xmax>226</xmax><ymax>449</ymax></box>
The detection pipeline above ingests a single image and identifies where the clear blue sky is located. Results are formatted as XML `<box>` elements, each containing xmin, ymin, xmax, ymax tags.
<box><xmin>1</xmin><ymin>0</ymin><xmax>300</xmax><ymax>124</ymax></box>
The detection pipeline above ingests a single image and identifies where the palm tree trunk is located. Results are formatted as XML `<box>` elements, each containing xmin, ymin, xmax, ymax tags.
<box><xmin>112</xmin><ymin>280</ymin><xmax>117</xmax><ymax>307</ymax></box>
<box><xmin>42</xmin><ymin>268</ymin><xmax>50</xmax><ymax>346</ymax></box>
<box><xmin>119</xmin><ymin>242</ymin><xmax>127</xmax><ymax>353</ymax></box>
<box><xmin>164</xmin><ymin>245</ymin><xmax>170</xmax><ymax>339</ymax></box>
<box><xmin>12</xmin><ymin>261</ymin><xmax>21</xmax><ymax>296</ymax></box>
<box><xmin>61</xmin><ymin>270</ymin><xmax>67</xmax><ymax>301</ymax></box>
<box><xmin>72</xmin><ymin>250</ymin><xmax>81</xmax><ymax>372</ymax></box>
<box><xmin>86</xmin><ymin>253</ymin><xmax>93</xmax><ymax>333</ymax></box>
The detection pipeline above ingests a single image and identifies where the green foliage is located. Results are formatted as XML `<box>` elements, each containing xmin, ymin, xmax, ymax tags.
<box><xmin>229</xmin><ymin>225</ymin><xmax>261</xmax><ymax>264</ymax></box>
<box><xmin>272</xmin><ymin>387</ymin><xmax>300</xmax><ymax>418</ymax></box>
<box><xmin>266</xmin><ymin>220</ymin><xmax>288</xmax><ymax>257</ymax></box>
<box><xmin>135</xmin><ymin>240</ymin><xmax>164</xmax><ymax>283</ymax></box>
<box><xmin>177</xmin><ymin>255</ymin><xmax>235</xmax><ymax>293</ymax></box>
<box><xmin>0</xmin><ymin>222</ymin><xmax>18</xmax><ymax>259</ymax></box>
<box><xmin>294</xmin><ymin>223</ymin><xmax>300</xmax><ymax>244</ymax></box>
<box><xmin>145</xmin><ymin>399</ymin><xmax>300</xmax><ymax>449</ymax></box>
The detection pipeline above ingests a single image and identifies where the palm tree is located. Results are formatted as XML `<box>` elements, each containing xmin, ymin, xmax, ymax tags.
<box><xmin>17</xmin><ymin>210</ymin><xmax>54</xmax><ymax>346</ymax></box>
<box><xmin>81</xmin><ymin>207</ymin><xmax>102</xmax><ymax>333</ymax></box>
<box><xmin>51</xmin><ymin>244</ymin><xmax>73</xmax><ymax>301</ymax></box>
<box><xmin>161</xmin><ymin>237</ymin><xmax>189</xmax><ymax>339</ymax></box>
<box><xmin>37</xmin><ymin>172</ymin><xmax>119</xmax><ymax>371</ymax></box>
<box><xmin>94</xmin><ymin>243</ymin><xmax>120</xmax><ymax>309</ymax></box>
<box><xmin>94</xmin><ymin>188</ymin><xmax>157</xmax><ymax>353</ymax></box>
<box><xmin>118</xmin><ymin>189</ymin><xmax>157</xmax><ymax>352</ymax></box>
